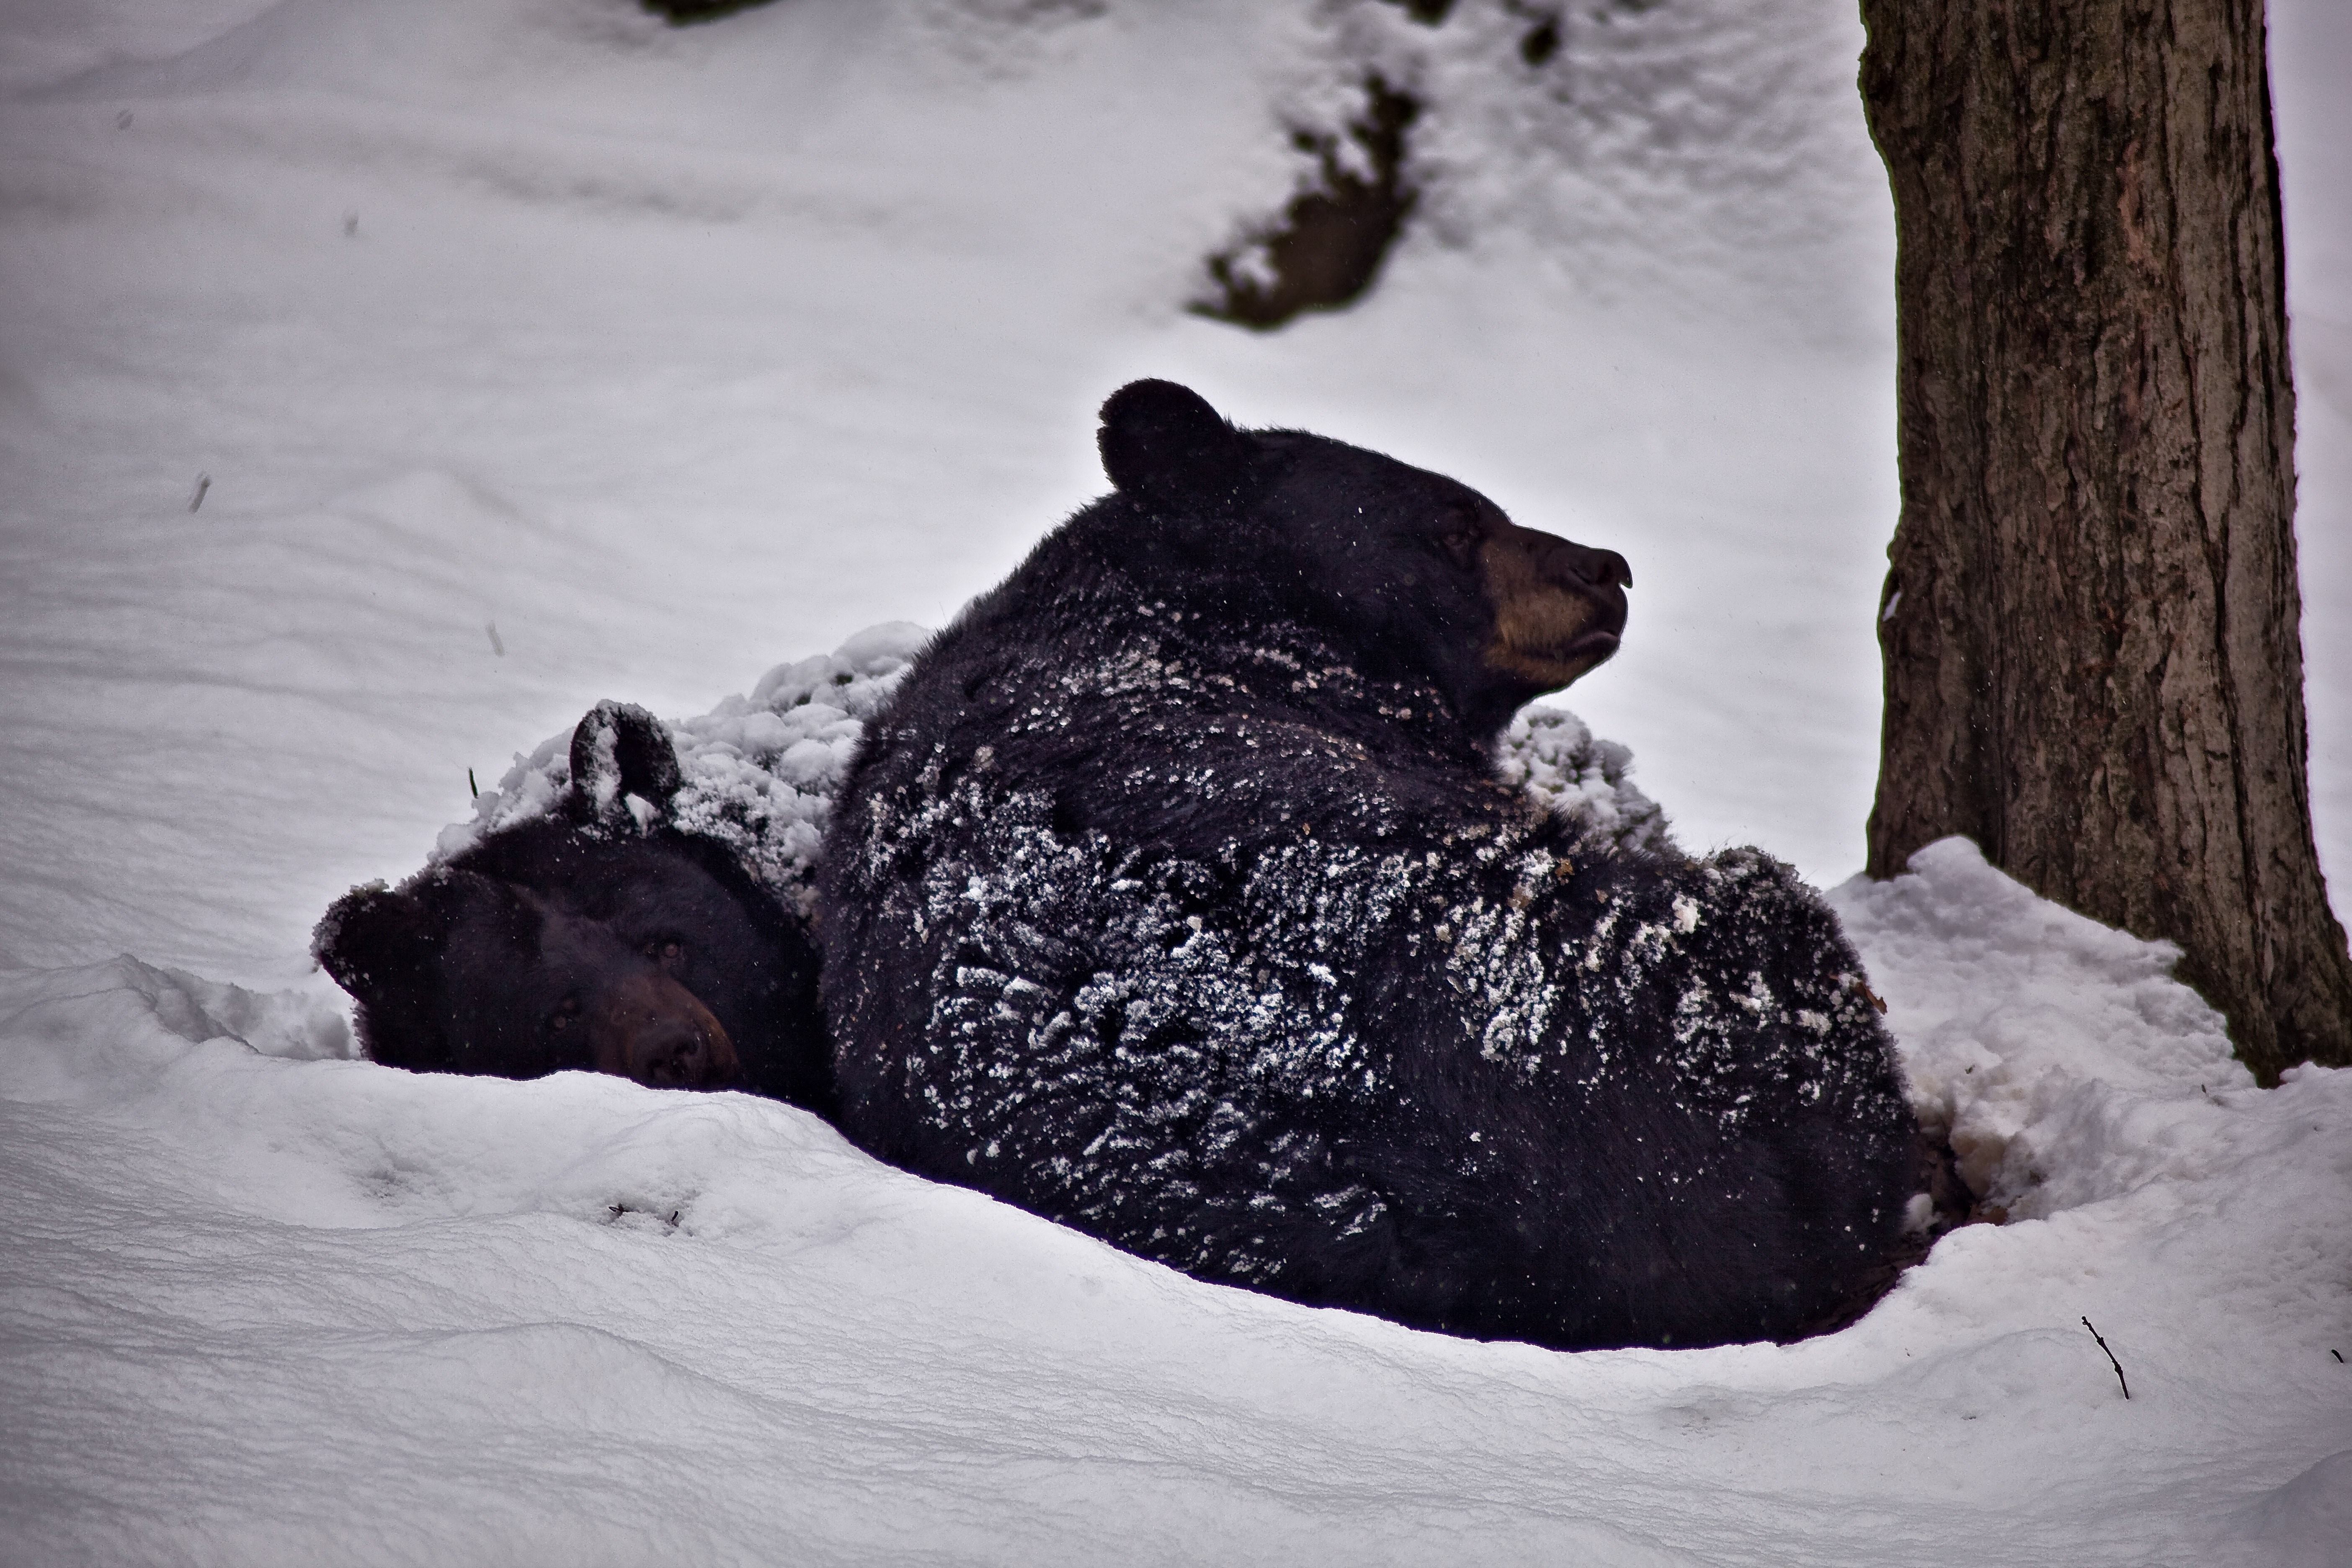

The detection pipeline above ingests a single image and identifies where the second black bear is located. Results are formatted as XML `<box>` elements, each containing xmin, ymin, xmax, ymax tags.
<box><xmin>819</xmin><ymin>380</ymin><xmax>1930</xmax><ymax>1351</ymax></box>
<box><xmin>316</xmin><ymin>703</ymin><xmax>831</xmax><ymax>1108</ymax></box>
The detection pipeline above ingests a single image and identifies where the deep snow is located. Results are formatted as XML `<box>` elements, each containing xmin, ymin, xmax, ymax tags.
<box><xmin>2</xmin><ymin>1</ymin><xmax>2348</xmax><ymax>1563</ymax></box>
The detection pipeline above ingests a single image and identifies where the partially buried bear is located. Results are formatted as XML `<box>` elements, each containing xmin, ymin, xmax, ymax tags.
<box><xmin>820</xmin><ymin>379</ymin><xmax>1934</xmax><ymax>1351</ymax></box>
<box><xmin>315</xmin><ymin>700</ymin><xmax>833</xmax><ymax>1109</ymax></box>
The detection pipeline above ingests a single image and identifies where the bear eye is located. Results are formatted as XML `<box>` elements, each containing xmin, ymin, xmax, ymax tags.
<box><xmin>645</xmin><ymin>937</ymin><xmax>687</xmax><ymax>973</ymax></box>
<box><xmin>549</xmin><ymin>995</ymin><xmax>583</xmax><ymax>1032</ymax></box>
<box><xmin>1437</xmin><ymin>523</ymin><xmax>1479</xmax><ymax>566</ymax></box>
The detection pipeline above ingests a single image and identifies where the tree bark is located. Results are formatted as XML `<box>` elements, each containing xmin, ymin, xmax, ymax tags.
<box><xmin>1857</xmin><ymin>0</ymin><xmax>2352</xmax><ymax>1083</ymax></box>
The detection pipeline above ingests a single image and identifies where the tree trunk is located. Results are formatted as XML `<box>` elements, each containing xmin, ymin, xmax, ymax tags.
<box><xmin>1857</xmin><ymin>0</ymin><xmax>2352</xmax><ymax>1083</ymax></box>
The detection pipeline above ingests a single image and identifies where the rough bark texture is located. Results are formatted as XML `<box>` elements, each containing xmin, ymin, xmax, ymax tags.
<box><xmin>1858</xmin><ymin>0</ymin><xmax>2351</xmax><ymax>1083</ymax></box>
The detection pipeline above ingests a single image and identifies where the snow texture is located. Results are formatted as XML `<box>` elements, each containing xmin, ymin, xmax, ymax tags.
<box><xmin>437</xmin><ymin>622</ymin><xmax>931</xmax><ymax>916</ymax></box>
<box><xmin>2</xmin><ymin>0</ymin><xmax>2349</xmax><ymax>1560</ymax></box>
<box><xmin>1497</xmin><ymin>703</ymin><xmax>1670</xmax><ymax>854</ymax></box>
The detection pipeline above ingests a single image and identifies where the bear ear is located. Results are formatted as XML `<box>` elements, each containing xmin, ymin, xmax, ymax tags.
<box><xmin>567</xmin><ymin>700</ymin><xmax>683</xmax><ymax>826</ymax></box>
<box><xmin>313</xmin><ymin>882</ymin><xmax>435</xmax><ymax>1006</ymax></box>
<box><xmin>1098</xmin><ymin>379</ymin><xmax>1254</xmax><ymax>505</ymax></box>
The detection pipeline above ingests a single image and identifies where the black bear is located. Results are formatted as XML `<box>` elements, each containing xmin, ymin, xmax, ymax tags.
<box><xmin>316</xmin><ymin>702</ymin><xmax>831</xmax><ymax>1108</ymax></box>
<box><xmin>819</xmin><ymin>379</ymin><xmax>1932</xmax><ymax>1351</ymax></box>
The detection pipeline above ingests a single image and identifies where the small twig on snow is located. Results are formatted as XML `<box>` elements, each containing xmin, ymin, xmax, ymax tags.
<box><xmin>2082</xmin><ymin>1316</ymin><xmax>2129</xmax><ymax>1399</ymax></box>
<box><xmin>188</xmin><ymin>473</ymin><xmax>210</xmax><ymax>512</ymax></box>
<box><xmin>467</xmin><ymin>767</ymin><xmax>478</xmax><ymax>800</ymax></box>
<box><xmin>2333</xmin><ymin>1349</ymin><xmax>2344</xmax><ymax>1364</ymax></box>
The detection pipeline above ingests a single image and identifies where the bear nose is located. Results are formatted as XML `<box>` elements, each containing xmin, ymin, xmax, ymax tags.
<box><xmin>1561</xmin><ymin>542</ymin><xmax>1633</xmax><ymax>591</ymax></box>
<box><xmin>634</xmin><ymin>1018</ymin><xmax>710</xmax><ymax>1086</ymax></box>
<box><xmin>1504</xmin><ymin>522</ymin><xmax>1632</xmax><ymax>596</ymax></box>
<box><xmin>591</xmin><ymin>972</ymin><xmax>742</xmax><ymax>1090</ymax></box>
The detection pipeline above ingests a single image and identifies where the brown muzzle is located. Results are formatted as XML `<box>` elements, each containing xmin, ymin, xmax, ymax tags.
<box><xmin>588</xmin><ymin>971</ymin><xmax>741</xmax><ymax>1090</ymax></box>
<box><xmin>1479</xmin><ymin>524</ymin><xmax>1631</xmax><ymax>692</ymax></box>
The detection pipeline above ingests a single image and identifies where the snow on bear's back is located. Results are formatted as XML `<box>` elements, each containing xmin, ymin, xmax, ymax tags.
<box><xmin>431</xmin><ymin>621</ymin><xmax>1663</xmax><ymax>915</ymax></box>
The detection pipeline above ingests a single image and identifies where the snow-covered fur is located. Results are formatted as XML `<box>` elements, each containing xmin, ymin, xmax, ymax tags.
<box><xmin>438</xmin><ymin>624</ymin><xmax>930</xmax><ymax>918</ymax></box>
<box><xmin>819</xmin><ymin>381</ymin><xmax>1925</xmax><ymax>1351</ymax></box>
<box><xmin>423</xmin><ymin>619</ymin><xmax>1662</xmax><ymax>1113</ymax></box>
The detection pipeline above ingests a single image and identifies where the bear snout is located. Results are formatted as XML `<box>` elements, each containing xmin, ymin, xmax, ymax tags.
<box><xmin>588</xmin><ymin>972</ymin><xmax>742</xmax><ymax>1090</ymax></box>
<box><xmin>1478</xmin><ymin>524</ymin><xmax>1630</xmax><ymax>692</ymax></box>
<box><xmin>1559</xmin><ymin>539</ymin><xmax>1633</xmax><ymax>594</ymax></box>
<box><xmin>1515</xmin><ymin>526</ymin><xmax>1632</xmax><ymax>611</ymax></box>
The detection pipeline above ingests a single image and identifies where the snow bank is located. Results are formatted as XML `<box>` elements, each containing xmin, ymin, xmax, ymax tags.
<box><xmin>1831</xmin><ymin>837</ymin><xmax>2259</xmax><ymax>1209</ymax></box>
<box><xmin>5</xmin><ymin>838</ymin><xmax>2345</xmax><ymax>1565</ymax></box>
<box><xmin>1231</xmin><ymin>0</ymin><xmax>1886</xmax><ymax>330</ymax></box>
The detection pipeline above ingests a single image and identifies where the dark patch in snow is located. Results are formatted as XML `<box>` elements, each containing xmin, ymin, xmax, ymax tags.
<box><xmin>1195</xmin><ymin>75</ymin><xmax>1420</xmax><ymax>331</ymax></box>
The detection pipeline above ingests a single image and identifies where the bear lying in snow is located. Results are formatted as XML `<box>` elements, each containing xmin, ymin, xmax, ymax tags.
<box><xmin>316</xmin><ymin>701</ymin><xmax>836</xmax><ymax>1105</ymax></box>
<box><xmin>315</xmin><ymin>629</ymin><xmax>923</xmax><ymax>1101</ymax></box>
<box><xmin>819</xmin><ymin>380</ymin><xmax>1934</xmax><ymax>1351</ymax></box>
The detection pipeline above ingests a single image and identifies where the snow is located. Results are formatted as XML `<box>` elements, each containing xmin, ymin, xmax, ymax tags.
<box><xmin>438</xmin><ymin>620</ymin><xmax>929</xmax><ymax>914</ymax></box>
<box><xmin>1</xmin><ymin>0</ymin><xmax>2347</xmax><ymax>1561</ymax></box>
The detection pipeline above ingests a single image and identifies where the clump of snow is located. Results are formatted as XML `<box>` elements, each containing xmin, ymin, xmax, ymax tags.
<box><xmin>1494</xmin><ymin>703</ymin><xmax>1668</xmax><ymax>853</ymax></box>
<box><xmin>123</xmin><ymin>954</ymin><xmax>357</xmax><ymax>1063</ymax></box>
<box><xmin>436</xmin><ymin>622</ymin><xmax>929</xmax><ymax>913</ymax></box>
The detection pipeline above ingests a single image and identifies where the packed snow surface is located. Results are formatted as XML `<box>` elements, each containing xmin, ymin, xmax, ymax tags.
<box><xmin>2</xmin><ymin>0</ymin><xmax>2348</xmax><ymax>1562</ymax></box>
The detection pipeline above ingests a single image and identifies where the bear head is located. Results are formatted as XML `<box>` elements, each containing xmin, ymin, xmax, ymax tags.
<box><xmin>316</xmin><ymin>864</ymin><xmax>742</xmax><ymax>1089</ymax></box>
<box><xmin>1094</xmin><ymin>378</ymin><xmax>1630</xmax><ymax>737</ymax></box>
<box><xmin>315</xmin><ymin>703</ymin><xmax>828</xmax><ymax>1104</ymax></box>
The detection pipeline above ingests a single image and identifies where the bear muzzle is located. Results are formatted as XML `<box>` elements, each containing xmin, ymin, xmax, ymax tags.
<box><xmin>588</xmin><ymin>971</ymin><xmax>742</xmax><ymax>1091</ymax></box>
<box><xmin>1477</xmin><ymin>524</ymin><xmax>1631</xmax><ymax>692</ymax></box>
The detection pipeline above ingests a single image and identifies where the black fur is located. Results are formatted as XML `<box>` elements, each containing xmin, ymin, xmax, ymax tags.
<box><xmin>818</xmin><ymin>381</ymin><xmax>1924</xmax><ymax>1351</ymax></box>
<box><xmin>317</xmin><ymin>704</ymin><xmax>831</xmax><ymax>1109</ymax></box>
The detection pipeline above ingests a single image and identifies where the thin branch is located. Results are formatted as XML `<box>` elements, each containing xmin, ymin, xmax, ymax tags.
<box><xmin>2082</xmin><ymin>1316</ymin><xmax>2129</xmax><ymax>1399</ymax></box>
